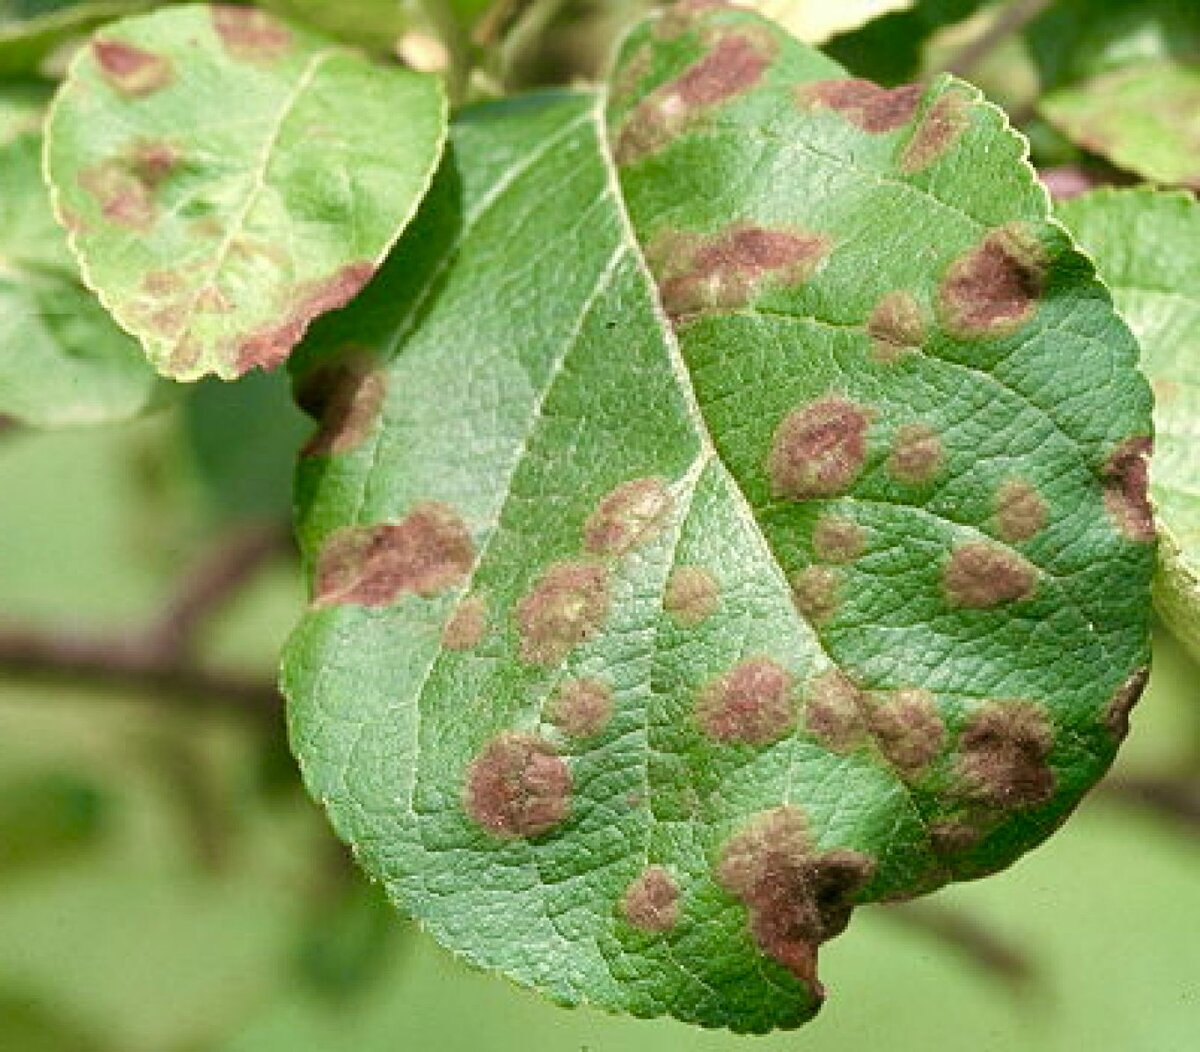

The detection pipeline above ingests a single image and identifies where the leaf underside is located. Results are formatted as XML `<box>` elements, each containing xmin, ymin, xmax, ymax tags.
<box><xmin>283</xmin><ymin>3</ymin><xmax>1153</xmax><ymax>1033</ymax></box>
<box><xmin>45</xmin><ymin>3</ymin><xmax>447</xmax><ymax>381</ymax></box>
<box><xmin>1058</xmin><ymin>188</ymin><xmax>1200</xmax><ymax>661</ymax></box>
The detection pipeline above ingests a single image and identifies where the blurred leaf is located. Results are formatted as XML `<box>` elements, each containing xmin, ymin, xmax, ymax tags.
<box><xmin>296</xmin><ymin>877</ymin><xmax>401</xmax><ymax>998</ymax></box>
<box><xmin>0</xmin><ymin>75</ymin><xmax>50</xmax><ymax>138</ymax></box>
<box><xmin>1041</xmin><ymin>62</ymin><xmax>1200</xmax><ymax>188</ymax></box>
<box><xmin>0</xmin><ymin>0</ymin><xmax>159</xmax><ymax>75</ymax></box>
<box><xmin>749</xmin><ymin>0</ymin><xmax>915</xmax><ymax>45</ymax></box>
<box><xmin>1058</xmin><ymin>189</ymin><xmax>1200</xmax><ymax>662</ymax></box>
<box><xmin>0</xmin><ymin>86</ymin><xmax>162</xmax><ymax>427</ymax></box>
<box><xmin>0</xmin><ymin>989</ymin><xmax>109</xmax><ymax>1052</ymax></box>
<box><xmin>45</xmin><ymin>4</ymin><xmax>448</xmax><ymax>381</ymax></box>
<box><xmin>284</xmin><ymin>4</ymin><xmax>1152</xmax><ymax>1032</ymax></box>
<box><xmin>824</xmin><ymin>0</ymin><xmax>988</xmax><ymax>84</ymax></box>
<box><xmin>0</xmin><ymin>771</ymin><xmax>107</xmax><ymax>875</ymax></box>
<box><xmin>183</xmin><ymin>368</ymin><xmax>309</xmax><ymax>524</ymax></box>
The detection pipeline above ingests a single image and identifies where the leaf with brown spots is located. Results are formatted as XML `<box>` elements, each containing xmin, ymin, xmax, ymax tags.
<box><xmin>1058</xmin><ymin>188</ymin><xmax>1200</xmax><ymax>661</ymax></box>
<box><xmin>45</xmin><ymin>4</ymin><xmax>447</xmax><ymax>380</ymax></box>
<box><xmin>284</xmin><ymin>4</ymin><xmax>1152</xmax><ymax>1034</ymax></box>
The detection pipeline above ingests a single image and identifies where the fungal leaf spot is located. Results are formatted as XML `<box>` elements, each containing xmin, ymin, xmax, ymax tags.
<box><xmin>900</xmin><ymin>88</ymin><xmax>971</xmax><ymax>174</ymax></box>
<box><xmin>443</xmin><ymin>596</ymin><xmax>488</xmax><ymax>652</ymax></box>
<box><xmin>298</xmin><ymin>350</ymin><xmax>387</xmax><ymax>457</ymax></box>
<box><xmin>464</xmin><ymin>732</ymin><xmax>571</xmax><ymax>838</ymax></box>
<box><xmin>696</xmin><ymin>657</ymin><xmax>795</xmax><ymax>744</ymax></box>
<box><xmin>621</xmin><ymin>866</ymin><xmax>680</xmax><ymax>933</ymax></box>
<box><xmin>717</xmin><ymin>807</ymin><xmax>874</xmax><ymax>991</ymax></box>
<box><xmin>769</xmin><ymin>396</ymin><xmax>871</xmax><ymax>500</ymax></box>
<box><xmin>804</xmin><ymin>670</ymin><xmax>868</xmax><ymax>752</ymax></box>
<box><xmin>811</xmin><ymin>514</ymin><xmax>865</xmax><ymax>564</ymax></box>
<box><xmin>798</xmin><ymin>80</ymin><xmax>922</xmax><ymax>133</ymax></box>
<box><xmin>868</xmin><ymin>291</ymin><xmax>925</xmax><ymax>362</ymax></box>
<box><xmin>994</xmin><ymin>479</ymin><xmax>1046</xmax><ymax>543</ymax></box>
<box><xmin>791</xmin><ymin>566</ymin><xmax>841</xmax><ymax>624</ymax></box>
<box><xmin>958</xmin><ymin>701</ymin><xmax>1055</xmax><ymax>808</ymax></box>
<box><xmin>940</xmin><ymin>224</ymin><xmax>1047</xmax><ymax>339</ymax></box>
<box><xmin>584</xmin><ymin>478</ymin><xmax>672</xmax><ymax>557</ymax></box>
<box><xmin>867</xmin><ymin>689</ymin><xmax>944</xmax><ymax>778</ymax></box>
<box><xmin>547</xmin><ymin>679</ymin><xmax>614</xmax><ymax>738</ymax></box>
<box><xmin>664</xmin><ymin>565</ymin><xmax>720</xmax><ymax>626</ymax></box>
<box><xmin>1101</xmin><ymin>436</ymin><xmax>1154</xmax><ymax>543</ymax></box>
<box><xmin>943</xmin><ymin>542</ymin><xmax>1036</xmax><ymax>609</ymax></box>
<box><xmin>888</xmin><ymin>423</ymin><xmax>942</xmax><ymax>485</ymax></box>
<box><xmin>517</xmin><ymin>562</ymin><xmax>611</xmax><ymax>666</ymax></box>
<box><xmin>93</xmin><ymin>40</ymin><xmax>173</xmax><ymax>96</ymax></box>
<box><xmin>313</xmin><ymin>503</ymin><xmax>473</xmax><ymax>608</ymax></box>
<box><xmin>212</xmin><ymin>5</ymin><xmax>293</xmax><ymax>62</ymax></box>
<box><xmin>1104</xmin><ymin>667</ymin><xmax>1149</xmax><ymax>741</ymax></box>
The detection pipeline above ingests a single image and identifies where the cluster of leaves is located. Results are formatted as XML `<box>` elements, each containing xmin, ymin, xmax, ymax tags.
<box><xmin>0</xmin><ymin>0</ymin><xmax>1196</xmax><ymax>1034</ymax></box>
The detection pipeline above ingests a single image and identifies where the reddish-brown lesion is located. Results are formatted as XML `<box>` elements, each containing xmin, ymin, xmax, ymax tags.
<box><xmin>211</xmin><ymin>4</ymin><xmax>294</xmax><ymax>62</ymax></box>
<box><xmin>957</xmin><ymin>701</ymin><xmax>1055</xmax><ymax>808</ymax></box>
<box><xmin>717</xmin><ymin>807</ymin><xmax>874</xmax><ymax>993</ymax></box>
<box><xmin>942</xmin><ymin>542</ymin><xmax>1037</xmax><ymax>608</ymax></box>
<box><xmin>695</xmin><ymin>656</ymin><xmax>795</xmax><ymax>744</ymax></box>
<box><xmin>583</xmin><ymin>478</ymin><xmax>672</xmax><ymax>557</ymax></box>
<box><xmin>312</xmin><ymin>503</ymin><xmax>474</xmax><ymax>608</ymax></box>
<box><xmin>900</xmin><ymin>88</ymin><xmax>972</xmax><ymax>174</ymax></box>
<box><xmin>798</xmin><ymin>79</ymin><xmax>923</xmax><ymax>133</ymax></box>
<box><xmin>546</xmin><ymin>678</ymin><xmax>614</xmax><ymax>738</ymax></box>
<box><xmin>867</xmin><ymin>291</ymin><xmax>925</xmax><ymax>362</ymax></box>
<box><xmin>235</xmin><ymin>262</ymin><xmax>376</xmax><ymax>375</ymax></box>
<box><xmin>768</xmin><ymin>396</ymin><xmax>871</xmax><ymax>501</ymax></box>
<box><xmin>652</xmin><ymin>224</ymin><xmax>831</xmax><ymax>319</ymax></box>
<box><xmin>866</xmin><ymin>689</ymin><xmax>945</xmax><ymax>778</ymax></box>
<box><xmin>939</xmin><ymin>224</ymin><xmax>1048</xmax><ymax>339</ymax></box>
<box><xmin>887</xmin><ymin>423</ymin><xmax>943</xmax><ymax>485</ymax></box>
<box><xmin>1103</xmin><ymin>667</ymin><xmax>1150</xmax><ymax>741</ymax></box>
<box><xmin>1101</xmin><ymin>435</ymin><xmax>1154</xmax><ymax>543</ymax></box>
<box><xmin>994</xmin><ymin>478</ymin><xmax>1047</xmax><ymax>543</ymax></box>
<box><xmin>516</xmin><ymin>561</ymin><xmax>611</xmax><ymax>666</ymax></box>
<box><xmin>463</xmin><ymin>732</ymin><xmax>571</xmax><ymax>838</ymax></box>
<box><xmin>78</xmin><ymin>139</ymin><xmax>184</xmax><ymax>233</ymax></box>
<box><xmin>621</xmin><ymin>866</ymin><xmax>680</xmax><ymax>933</ymax></box>
<box><xmin>297</xmin><ymin>348</ymin><xmax>387</xmax><ymax>458</ymax></box>
<box><xmin>92</xmin><ymin>40</ymin><xmax>174</xmax><ymax>96</ymax></box>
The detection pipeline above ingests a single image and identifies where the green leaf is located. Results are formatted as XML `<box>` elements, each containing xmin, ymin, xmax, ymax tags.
<box><xmin>1041</xmin><ymin>62</ymin><xmax>1200</xmax><ymax>188</ymax></box>
<box><xmin>283</xmin><ymin>3</ymin><xmax>1153</xmax><ymax>1032</ymax></box>
<box><xmin>0</xmin><ymin>85</ymin><xmax>161</xmax><ymax>427</ymax></box>
<box><xmin>258</xmin><ymin>0</ymin><xmax>438</xmax><ymax>55</ymax></box>
<box><xmin>1057</xmin><ymin>188</ymin><xmax>1200</xmax><ymax>662</ymax></box>
<box><xmin>0</xmin><ymin>0</ymin><xmax>159</xmax><ymax>76</ymax></box>
<box><xmin>45</xmin><ymin>3</ymin><xmax>448</xmax><ymax>381</ymax></box>
<box><xmin>748</xmin><ymin>0</ymin><xmax>915</xmax><ymax>44</ymax></box>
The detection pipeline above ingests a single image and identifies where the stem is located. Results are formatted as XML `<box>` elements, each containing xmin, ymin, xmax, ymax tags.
<box><xmin>1101</xmin><ymin>775</ymin><xmax>1200</xmax><ymax>832</ymax></box>
<box><xmin>472</xmin><ymin>0</ymin><xmax>526</xmax><ymax>47</ymax></box>
<box><xmin>944</xmin><ymin>0</ymin><xmax>1054</xmax><ymax>80</ymax></box>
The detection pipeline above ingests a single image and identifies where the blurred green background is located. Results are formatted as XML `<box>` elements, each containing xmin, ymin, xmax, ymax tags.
<box><xmin>1</xmin><ymin>381</ymin><xmax>1198</xmax><ymax>1051</ymax></box>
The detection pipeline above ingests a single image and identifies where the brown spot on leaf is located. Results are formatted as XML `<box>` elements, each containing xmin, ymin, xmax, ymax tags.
<box><xmin>654</xmin><ymin>224</ymin><xmax>831</xmax><ymax>318</ymax></box>
<box><xmin>313</xmin><ymin>503</ymin><xmax>473</xmax><ymax>608</ymax></box>
<box><xmin>464</xmin><ymin>732</ymin><xmax>571</xmax><ymax>838</ymax></box>
<box><xmin>717</xmin><ymin>807</ymin><xmax>874</xmax><ymax>991</ymax></box>
<box><xmin>940</xmin><ymin>224</ymin><xmax>1047</xmax><ymax>339</ymax></box>
<box><xmin>129</xmin><ymin>141</ymin><xmax>181</xmax><ymax>186</ymax></box>
<box><xmin>868</xmin><ymin>291</ymin><xmax>925</xmax><ymax>362</ymax></box>
<box><xmin>298</xmin><ymin>350</ymin><xmax>387</xmax><ymax>457</ymax></box>
<box><xmin>900</xmin><ymin>89</ymin><xmax>971</xmax><ymax>174</ymax></box>
<box><xmin>792</xmin><ymin>566</ymin><xmax>841</xmax><ymax>624</ymax></box>
<box><xmin>664</xmin><ymin>565</ymin><xmax>720</xmax><ymax>626</ymax></box>
<box><xmin>887</xmin><ymin>423</ymin><xmax>943</xmax><ymax>485</ymax></box>
<box><xmin>958</xmin><ymin>701</ymin><xmax>1055</xmax><ymax>808</ymax></box>
<box><xmin>799</xmin><ymin>80</ymin><xmax>923</xmax><ymax>133</ymax></box>
<box><xmin>516</xmin><ymin>561</ymin><xmax>610</xmax><ymax>666</ymax></box>
<box><xmin>653</xmin><ymin>0</ymin><xmax>729</xmax><ymax>40</ymax></box>
<box><xmin>443</xmin><ymin>596</ymin><xmax>488</xmax><ymax>652</ymax></box>
<box><xmin>547</xmin><ymin>678</ymin><xmax>614</xmax><ymax>738</ymax></box>
<box><xmin>621</xmin><ymin>866</ymin><xmax>680</xmax><ymax>932</ymax></box>
<box><xmin>868</xmin><ymin>689</ymin><xmax>944</xmax><ymax>778</ymax></box>
<box><xmin>584</xmin><ymin>478</ymin><xmax>672</xmax><ymax>557</ymax></box>
<box><xmin>78</xmin><ymin>161</ymin><xmax>155</xmax><ymax>230</ymax></box>
<box><xmin>804</xmin><ymin>670</ymin><xmax>868</xmax><ymax>752</ymax></box>
<box><xmin>212</xmin><ymin>5</ymin><xmax>293</xmax><ymax>61</ymax></box>
<box><xmin>1104</xmin><ymin>666</ymin><xmax>1149</xmax><ymax>741</ymax></box>
<box><xmin>812</xmin><ymin>514</ymin><xmax>865</xmax><ymax>564</ymax></box>
<box><xmin>615</xmin><ymin>27</ymin><xmax>775</xmax><ymax>164</ymax></box>
<box><xmin>994</xmin><ymin>478</ymin><xmax>1046</xmax><ymax>543</ymax></box>
<box><xmin>928</xmin><ymin>818</ymin><xmax>982</xmax><ymax>855</ymax></box>
<box><xmin>93</xmin><ymin>40</ymin><xmax>173</xmax><ymax>96</ymax></box>
<box><xmin>943</xmin><ymin>542</ymin><xmax>1037</xmax><ymax>608</ymax></box>
<box><xmin>768</xmin><ymin>396</ymin><xmax>871</xmax><ymax>500</ymax></box>
<box><xmin>236</xmin><ymin>262</ymin><xmax>376</xmax><ymax>375</ymax></box>
<box><xmin>1101</xmin><ymin>436</ymin><xmax>1154</xmax><ymax>543</ymax></box>
<box><xmin>696</xmin><ymin>657</ymin><xmax>795</xmax><ymax>744</ymax></box>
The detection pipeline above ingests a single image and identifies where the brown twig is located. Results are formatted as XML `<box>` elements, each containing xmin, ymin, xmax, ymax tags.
<box><xmin>882</xmin><ymin>899</ymin><xmax>1036</xmax><ymax>988</ymax></box>
<box><xmin>945</xmin><ymin>0</ymin><xmax>1054</xmax><ymax>80</ymax></box>
<box><xmin>1101</xmin><ymin>774</ymin><xmax>1200</xmax><ymax>833</ymax></box>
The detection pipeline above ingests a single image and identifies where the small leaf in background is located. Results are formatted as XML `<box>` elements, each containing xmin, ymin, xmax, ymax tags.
<box><xmin>1041</xmin><ymin>63</ymin><xmax>1200</xmax><ymax>188</ymax></box>
<box><xmin>749</xmin><ymin>0</ymin><xmax>915</xmax><ymax>44</ymax></box>
<box><xmin>0</xmin><ymin>771</ymin><xmax>108</xmax><ymax>875</ymax></box>
<box><xmin>0</xmin><ymin>0</ymin><xmax>159</xmax><ymax>76</ymax></box>
<box><xmin>1057</xmin><ymin>189</ymin><xmax>1200</xmax><ymax>661</ymax></box>
<box><xmin>0</xmin><ymin>83</ymin><xmax>161</xmax><ymax>427</ymax></box>
<box><xmin>45</xmin><ymin>3</ymin><xmax>448</xmax><ymax>381</ymax></box>
<box><xmin>284</xmin><ymin>3</ymin><xmax>1153</xmax><ymax>1032</ymax></box>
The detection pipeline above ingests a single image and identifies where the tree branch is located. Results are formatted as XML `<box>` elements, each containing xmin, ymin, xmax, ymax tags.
<box><xmin>1101</xmin><ymin>774</ymin><xmax>1200</xmax><ymax>833</ymax></box>
<box><xmin>945</xmin><ymin>0</ymin><xmax>1054</xmax><ymax>80</ymax></box>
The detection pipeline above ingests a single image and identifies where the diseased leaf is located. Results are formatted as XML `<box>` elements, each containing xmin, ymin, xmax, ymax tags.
<box><xmin>0</xmin><ymin>85</ymin><xmax>161</xmax><ymax>427</ymax></box>
<box><xmin>1041</xmin><ymin>62</ymin><xmax>1200</xmax><ymax>188</ymax></box>
<box><xmin>1058</xmin><ymin>189</ymin><xmax>1200</xmax><ymax>661</ymax></box>
<box><xmin>283</xmin><ymin>2</ymin><xmax>1153</xmax><ymax>1033</ymax></box>
<box><xmin>747</xmin><ymin>0</ymin><xmax>915</xmax><ymax>44</ymax></box>
<box><xmin>0</xmin><ymin>0</ymin><xmax>159</xmax><ymax>75</ymax></box>
<box><xmin>45</xmin><ymin>3</ymin><xmax>448</xmax><ymax>381</ymax></box>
